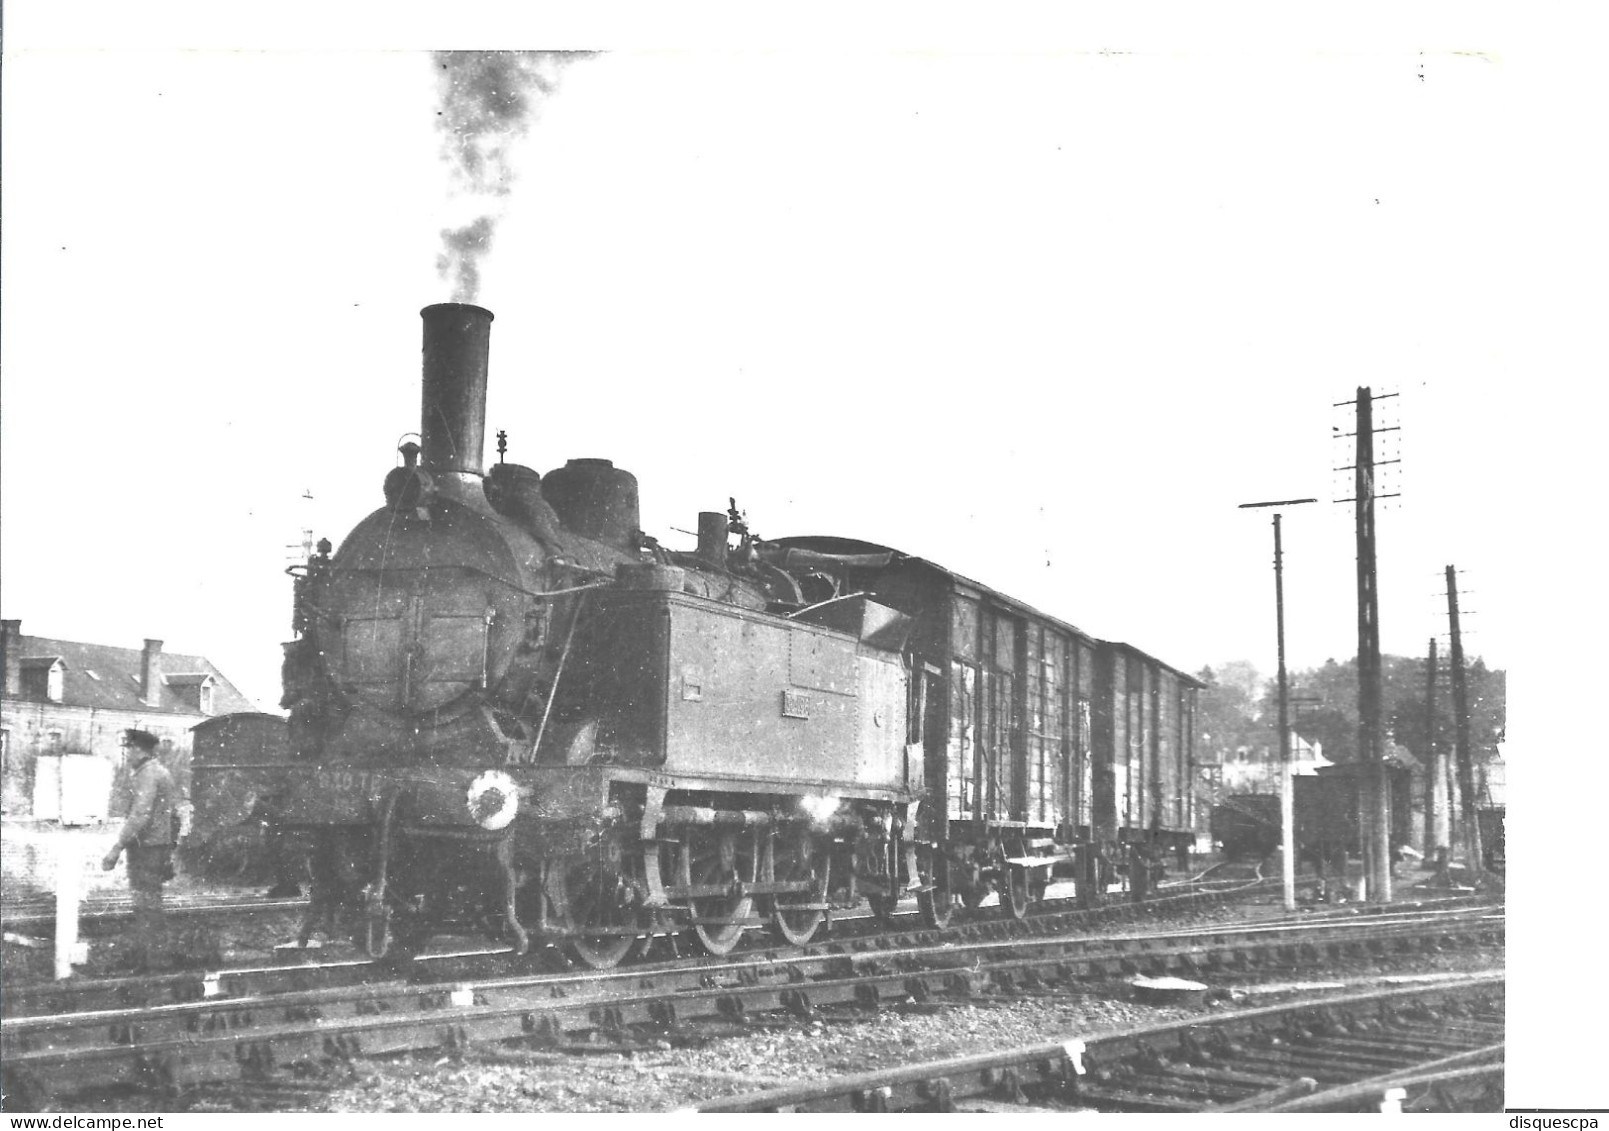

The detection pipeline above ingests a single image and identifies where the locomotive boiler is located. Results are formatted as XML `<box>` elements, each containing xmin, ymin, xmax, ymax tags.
<box><xmin>275</xmin><ymin>303</ymin><xmax>1201</xmax><ymax>967</ymax></box>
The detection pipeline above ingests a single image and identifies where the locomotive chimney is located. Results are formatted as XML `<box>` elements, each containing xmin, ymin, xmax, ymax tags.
<box><xmin>420</xmin><ymin>303</ymin><xmax>494</xmax><ymax>478</ymax></box>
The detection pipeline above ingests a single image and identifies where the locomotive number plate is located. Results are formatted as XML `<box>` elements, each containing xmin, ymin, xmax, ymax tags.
<box><xmin>315</xmin><ymin>769</ymin><xmax>379</xmax><ymax>799</ymax></box>
<box><xmin>781</xmin><ymin>689</ymin><xmax>813</xmax><ymax>719</ymax></box>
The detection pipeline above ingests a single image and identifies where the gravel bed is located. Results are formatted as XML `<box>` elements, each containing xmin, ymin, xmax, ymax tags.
<box><xmin>313</xmin><ymin>947</ymin><xmax>1503</xmax><ymax>1113</ymax></box>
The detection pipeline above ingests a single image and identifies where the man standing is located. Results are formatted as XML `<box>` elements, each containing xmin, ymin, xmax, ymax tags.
<box><xmin>102</xmin><ymin>729</ymin><xmax>177</xmax><ymax>968</ymax></box>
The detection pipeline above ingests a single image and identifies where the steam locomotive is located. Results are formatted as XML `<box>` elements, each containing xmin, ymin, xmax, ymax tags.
<box><xmin>272</xmin><ymin>303</ymin><xmax>1201</xmax><ymax>967</ymax></box>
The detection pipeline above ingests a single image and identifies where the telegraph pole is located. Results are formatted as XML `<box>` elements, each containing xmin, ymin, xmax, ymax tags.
<box><xmin>1341</xmin><ymin>386</ymin><xmax>1397</xmax><ymax>903</ymax></box>
<box><xmin>1445</xmin><ymin>565</ymin><xmax>1483</xmax><ymax>875</ymax></box>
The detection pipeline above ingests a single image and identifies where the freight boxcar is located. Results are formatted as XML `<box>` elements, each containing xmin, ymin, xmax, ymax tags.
<box><xmin>1210</xmin><ymin>793</ymin><xmax>1282</xmax><ymax>860</ymax></box>
<box><xmin>186</xmin><ymin>712</ymin><xmax>298</xmax><ymax>883</ymax></box>
<box><xmin>1293</xmin><ymin>761</ymin><xmax>1415</xmax><ymax>876</ymax></box>
<box><xmin>768</xmin><ymin>537</ymin><xmax>1202</xmax><ymax>908</ymax></box>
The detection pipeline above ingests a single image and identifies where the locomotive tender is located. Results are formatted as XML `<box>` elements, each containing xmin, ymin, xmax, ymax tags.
<box><xmin>273</xmin><ymin>303</ymin><xmax>1201</xmax><ymax>966</ymax></box>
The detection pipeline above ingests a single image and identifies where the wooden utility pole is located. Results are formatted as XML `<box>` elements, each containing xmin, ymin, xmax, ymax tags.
<box><xmin>1426</xmin><ymin>637</ymin><xmax>1449</xmax><ymax>859</ymax></box>
<box><xmin>1239</xmin><ymin>497</ymin><xmax>1317</xmax><ymax>913</ymax></box>
<box><xmin>1353</xmin><ymin>387</ymin><xmax>1391</xmax><ymax>902</ymax></box>
<box><xmin>1446</xmin><ymin>565</ymin><xmax>1483</xmax><ymax>874</ymax></box>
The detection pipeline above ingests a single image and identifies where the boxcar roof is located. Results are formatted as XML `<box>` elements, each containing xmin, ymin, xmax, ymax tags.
<box><xmin>191</xmin><ymin>710</ymin><xmax>289</xmax><ymax>734</ymax></box>
<box><xmin>772</xmin><ymin>535</ymin><xmax>1204</xmax><ymax>688</ymax></box>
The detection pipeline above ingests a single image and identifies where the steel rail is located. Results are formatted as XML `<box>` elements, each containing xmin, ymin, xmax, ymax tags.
<box><xmin>2</xmin><ymin>893</ymin><xmax>1499</xmax><ymax>1024</ymax></box>
<box><xmin>1</xmin><ymin>909</ymin><xmax>1503</xmax><ymax>1107</ymax></box>
<box><xmin>1</xmin><ymin>876</ymin><xmax>1299</xmax><ymax>1016</ymax></box>
<box><xmin>1265</xmin><ymin>1057</ymin><xmax>1505</xmax><ymax>1113</ymax></box>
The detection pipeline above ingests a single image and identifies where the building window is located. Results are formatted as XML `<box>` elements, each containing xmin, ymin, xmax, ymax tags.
<box><xmin>200</xmin><ymin>680</ymin><xmax>214</xmax><ymax>714</ymax></box>
<box><xmin>47</xmin><ymin>665</ymin><xmax>63</xmax><ymax>702</ymax></box>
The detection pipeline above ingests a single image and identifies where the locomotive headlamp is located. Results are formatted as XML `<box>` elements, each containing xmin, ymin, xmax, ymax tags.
<box><xmin>466</xmin><ymin>770</ymin><xmax>519</xmax><ymax>831</ymax></box>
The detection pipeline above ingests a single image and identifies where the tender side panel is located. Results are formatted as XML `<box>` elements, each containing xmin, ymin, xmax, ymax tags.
<box><xmin>557</xmin><ymin>594</ymin><xmax>670</xmax><ymax>765</ymax></box>
<box><xmin>661</xmin><ymin>598</ymin><xmax>907</xmax><ymax>794</ymax></box>
<box><xmin>856</xmin><ymin>651</ymin><xmax>915</xmax><ymax>793</ymax></box>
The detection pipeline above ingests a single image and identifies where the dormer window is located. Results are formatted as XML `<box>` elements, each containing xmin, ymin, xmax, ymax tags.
<box><xmin>166</xmin><ymin>672</ymin><xmax>218</xmax><ymax>714</ymax></box>
<box><xmin>21</xmin><ymin>657</ymin><xmax>66</xmax><ymax>703</ymax></box>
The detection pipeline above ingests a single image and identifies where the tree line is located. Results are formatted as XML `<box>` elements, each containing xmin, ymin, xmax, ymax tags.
<box><xmin>1195</xmin><ymin>654</ymin><xmax>1506</xmax><ymax>774</ymax></box>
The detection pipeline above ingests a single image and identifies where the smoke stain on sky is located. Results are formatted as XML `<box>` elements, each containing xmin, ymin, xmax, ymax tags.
<box><xmin>434</xmin><ymin>51</ymin><xmax>596</xmax><ymax>302</ymax></box>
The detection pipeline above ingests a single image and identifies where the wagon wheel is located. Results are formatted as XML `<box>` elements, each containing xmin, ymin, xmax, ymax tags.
<box><xmin>1004</xmin><ymin>865</ymin><xmax>1032</xmax><ymax>921</ymax></box>
<box><xmin>917</xmin><ymin>849</ymin><xmax>956</xmax><ymax>930</ymax></box>
<box><xmin>768</xmin><ymin>827</ymin><xmax>825</xmax><ymax>946</ymax></box>
<box><xmin>553</xmin><ymin>865</ymin><xmax>642</xmax><ymax>970</ymax></box>
<box><xmin>684</xmin><ymin>830</ymin><xmax>753</xmax><ymax>956</ymax></box>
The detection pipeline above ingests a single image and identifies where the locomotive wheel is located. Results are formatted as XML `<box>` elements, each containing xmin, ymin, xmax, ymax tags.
<box><xmin>768</xmin><ymin>828</ymin><xmax>825</xmax><ymax>946</ymax></box>
<box><xmin>917</xmin><ymin>851</ymin><xmax>955</xmax><ymax>930</ymax></box>
<box><xmin>554</xmin><ymin>867</ymin><xmax>641</xmax><ymax>970</ymax></box>
<box><xmin>684</xmin><ymin>830</ymin><xmax>753</xmax><ymax>957</ymax></box>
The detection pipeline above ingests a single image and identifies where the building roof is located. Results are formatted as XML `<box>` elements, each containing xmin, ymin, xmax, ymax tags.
<box><xmin>4</xmin><ymin>632</ymin><xmax>259</xmax><ymax>715</ymax></box>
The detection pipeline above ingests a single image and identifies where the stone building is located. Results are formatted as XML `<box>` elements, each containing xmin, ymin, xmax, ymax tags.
<box><xmin>1</xmin><ymin>619</ymin><xmax>262</xmax><ymax>897</ymax></box>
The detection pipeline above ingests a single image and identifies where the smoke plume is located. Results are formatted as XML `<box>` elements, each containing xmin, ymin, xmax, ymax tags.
<box><xmin>434</xmin><ymin>51</ymin><xmax>595</xmax><ymax>302</ymax></box>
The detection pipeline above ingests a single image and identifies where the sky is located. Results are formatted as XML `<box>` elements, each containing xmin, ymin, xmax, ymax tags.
<box><xmin>2</xmin><ymin>3</ymin><xmax>1604</xmax><ymax>1103</ymax></box>
<box><xmin>2</xmin><ymin>23</ymin><xmax>1537</xmax><ymax>715</ymax></box>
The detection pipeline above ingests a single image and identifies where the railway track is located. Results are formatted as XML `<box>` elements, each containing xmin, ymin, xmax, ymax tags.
<box><xmin>1</xmin><ymin>901</ymin><xmax>1501</xmax><ymax>1109</ymax></box>
<box><xmin>1</xmin><ymin>895</ymin><xmax>307</xmax><ymax>940</ymax></box>
<box><xmin>3</xmin><ymin>876</ymin><xmax>1289</xmax><ymax>1014</ymax></box>
<box><xmin>0</xmin><ymin>870</ymin><xmax>1258</xmax><ymax>941</ymax></box>
<box><xmin>3</xmin><ymin>877</ymin><xmax>1482</xmax><ymax>1020</ymax></box>
<box><xmin>695</xmin><ymin>974</ymin><xmax>1505</xmax><ymax>1112</ymax></box>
